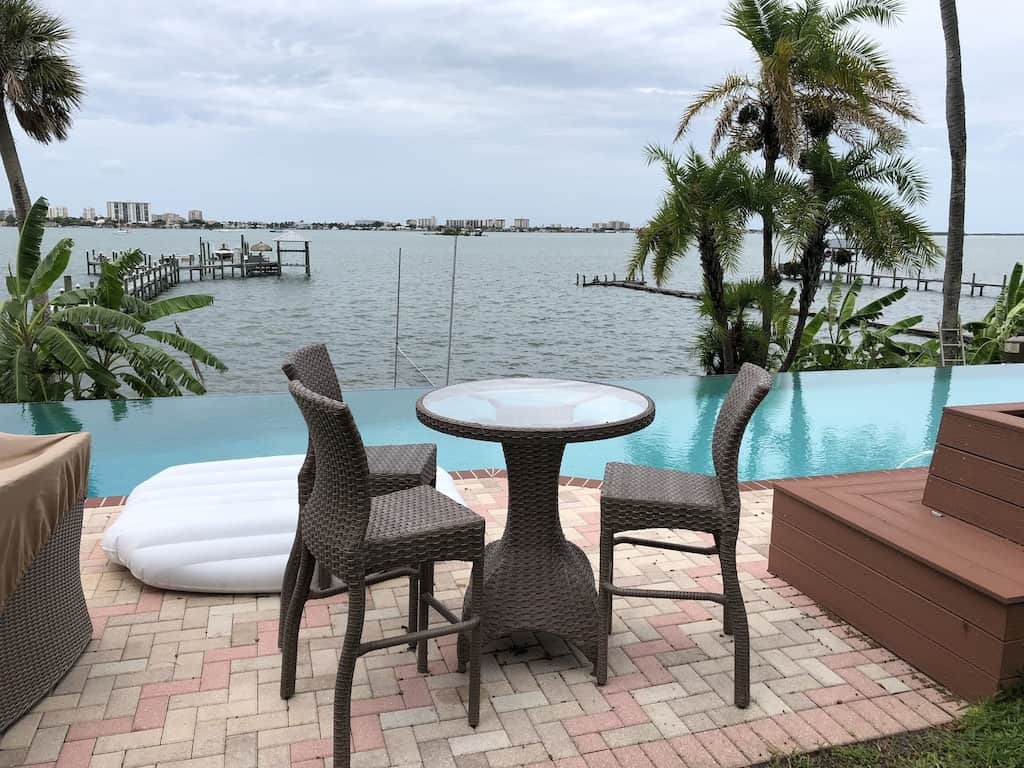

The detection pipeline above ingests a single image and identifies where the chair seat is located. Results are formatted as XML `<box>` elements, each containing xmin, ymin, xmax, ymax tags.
<box><xmin>601</xmin><ymin>462</ymin><xmax>724</xmax><ymax>533</ymax></box>
<box><xmin>364</xmin><ymin>485</ymin><xmax>484</xmax><ymax>573</ymax></box>
<box><xmin>367</xmin><ymin>443</ymin><xmax>437</xmax><ymax>495</ymax></box>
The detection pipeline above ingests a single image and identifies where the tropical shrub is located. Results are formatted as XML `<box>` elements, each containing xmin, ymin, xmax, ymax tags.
<box><xmin>0</xmin><ymin>197</ymin><xmax>225</xmax><ymax>402</ymax></box>
<box><xmin>693</xmin><ymin>279</ymin><xmax>794</xmax><ymax>374</ymax></box>
<box><xmin>832</xmin><ymin>248</ymin><xmax>854</xmax><ymax>267</ymax></box>
<box><xmin>792</xmin><ymin>278</ymin><xmax>937</xmax><ymax>371</ymax></box>
<box><xmin>965</xmin><ymin>263</ymin><xmax>1024</xmax><ymax>364</ymax></box>
<box><xmin>778</xmin><ymin>261</ymin><xmax>802</xmax><ymax>279</ymax></box>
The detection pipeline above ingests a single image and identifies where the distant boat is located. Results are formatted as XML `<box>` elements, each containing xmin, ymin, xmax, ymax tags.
<box><xmin>270</xmin><ymin>229</ymin><xmax>284</xmax><ymax>233</ymax></box>
<box><xmin>114</xmin><ymin>228</ymin><xmax>130</xmax><ymax>235</ymax></box>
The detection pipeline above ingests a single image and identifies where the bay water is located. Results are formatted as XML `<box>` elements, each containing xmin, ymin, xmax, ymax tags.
<box><xmin>2</xmin><ymin>228</ymin><xmax>1018</xmax><ymax>393</ymax></box>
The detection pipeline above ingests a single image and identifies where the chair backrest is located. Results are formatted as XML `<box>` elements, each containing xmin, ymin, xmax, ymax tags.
<box><xmin>711</xmin><ymin>363</ymin><xmax>771</xmax><ymax>516</ymax></box>
<box><xmin>282</xmin><ymin>344</ymin><xmax>343</xmax><ymax>507</ymax></box>
<box><xmin>287</xmin><ymin>379</ymin><xmax>371</xmax><ymax>572</ymax></box>
<box><xmin>282</xmin><ymin>343</ymin><xmax>343</xmax><ymax>401</ymax></box>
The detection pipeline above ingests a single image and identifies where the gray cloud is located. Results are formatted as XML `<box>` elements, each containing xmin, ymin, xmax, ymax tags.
<box><xmin>13</xmin><ymin>0</ymin><xmax>1024</xmax><ymax>230</ymax></box>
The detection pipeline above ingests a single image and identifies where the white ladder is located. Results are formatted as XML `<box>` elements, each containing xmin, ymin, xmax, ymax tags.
<box><xmin>938</xmin><ymin>321</ymin><xmax>966</xmax><ymax>366</ymax></box>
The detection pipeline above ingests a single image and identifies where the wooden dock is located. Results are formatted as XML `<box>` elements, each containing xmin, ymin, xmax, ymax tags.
<box><xmin>799</xmin><ymin>262</ymin><xmax>1008</xmax><ymax>297</ymax></box>
<box><xmin>578</xmin><ymin>265</ymin><xmax>1009</xmax><ymax>298</ymax></box>
<box><xmin>81</xmin><ymin>236</ymin><xmax>313</xmax><ymax>303</ymax></box>
<box><xmin>576</xmin><ymin>274</ymin><xmax>943</xmax><ymax>339</ymax></box>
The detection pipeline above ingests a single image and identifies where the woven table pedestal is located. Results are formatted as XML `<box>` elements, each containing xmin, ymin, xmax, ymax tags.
<box><xmin>416</xmin><ymin>378</ymin><xmax>654</xmax><ymax>671</ymax></box>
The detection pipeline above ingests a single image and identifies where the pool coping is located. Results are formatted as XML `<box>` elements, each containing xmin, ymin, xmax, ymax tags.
<box><xmin>83</xmin><ymin>471</ymin><xmax>781</xmax><ymax>507</ymax></box>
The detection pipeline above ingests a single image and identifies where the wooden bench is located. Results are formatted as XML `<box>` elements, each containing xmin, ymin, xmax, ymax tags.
<box><xmin>768</xmin><ymin>405</ymin><xmax>1024</xmax><ymax>701</ymax></box>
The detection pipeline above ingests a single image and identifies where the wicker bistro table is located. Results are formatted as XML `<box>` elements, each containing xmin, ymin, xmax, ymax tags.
<box><xmin>416</xmin><ymin>378</ymin><xmax>654</xmax><ymax>667</ymax></box>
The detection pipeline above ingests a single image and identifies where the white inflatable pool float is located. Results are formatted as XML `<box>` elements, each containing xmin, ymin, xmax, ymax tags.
<box><xmin>102</xmin><ymin>454</ymin><xmax>463</xmax><ymax>593</ymax></box>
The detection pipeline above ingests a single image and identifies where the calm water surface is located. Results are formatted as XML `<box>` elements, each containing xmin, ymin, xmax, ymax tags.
<box><xmin>2</xmin><ymin>228</ymin><xmax>1018</xmax><ymax>393</ymax></box>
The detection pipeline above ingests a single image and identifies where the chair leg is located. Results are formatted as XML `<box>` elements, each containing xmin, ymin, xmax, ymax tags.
<box><xmin>278</xmin><ymin>531</ymin><xmax>303</xmax><ymax>649</ymax></box>
<box><xmin>417</xmin><ymin>562</ymin><xmax>434</xmax><ymax>674</ymax></box>
<box><xmin>596</xmin><ymin>527</ymin><xmax>614</xmax><ymax>686</ymax></box>
<box><xmin>280</xmin><ymin>544</ymin><xmax>315</xmax><ymax>699</ymax></box>
<box><xmin>467</xmin><ymin>557</ymin><xmax>483</xmax><ymax>728</ymax></box>
<box><xmin>333</xmin><ymin>573</ymin><xmax>366</xmax><ymax>768</ymax></box>
<box><xmin>406</xmin><ymin>570</ymin><xmax>419</xmax><ymax>651</ymax></box>
<box><xmin>719</xmin><ymin>537</ymin><xmax>749</xmax><ymax>708</ymax></box>
<box><xmin>317</xmin><ymin>562</ymin><xmax>332</xmax><ymax>591</ymax></box>
<box><xmin>714</xmin><ymin>534</ymin><xmax>733</xmax><ymax>636</ymax></box>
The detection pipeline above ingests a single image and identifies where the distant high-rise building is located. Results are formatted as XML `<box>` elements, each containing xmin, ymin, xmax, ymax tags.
<box><xmin>404</xmin><ymin>217</ymin><xmax>437</xmax><ymax>229</ymax></box>
<box><xmin>444</xmin><ymin>218</ymin><xmax>506</xmax><ymax>230</ymax></box>
<box><xmin>592</xmin><ymin>220</ymin><xmax>631</xmax><ymax>231</ymax></box>
<box><xmin>82</xmin><ymin>207</ymin><xmax>96</xmax><ymax>221</ymax></box>
<box><xmin>107</xmin><ymin>201</ymin><xmax>151</xmax><ymax>224</ymax></box>
<box><xmin>188</xmin><ymin>209</ymin><xmax>204</xmax><ymax>222</ymax></box>
<box><xmin>514</xmin><ymin>218</ymin><xmax>530</xmax><ymax>230</ymax></box>
<box><xmin>47</xmin><ymin>206</ymin><xmax>69</xmax><ymax>219</ymax></box>
<box><xmin>0</xmin><ymin>208</ymin><xmax>14</xmax><ymax>219</ymax></box>
<box><xmin>156</xmin><ymin>212</ymin><xmax>184</xmax><ymax>225</ymax></box>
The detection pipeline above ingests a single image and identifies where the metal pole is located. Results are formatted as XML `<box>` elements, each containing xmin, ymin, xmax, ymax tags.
<box><xmin>445</xmin><ymin>235</ymin><xmax>458</xmax><ymax>386</ymax></box>
<box><xmin>394</xmin><ymin>248</ymin><xmax>402</xmax><ymax>388</ymax></box>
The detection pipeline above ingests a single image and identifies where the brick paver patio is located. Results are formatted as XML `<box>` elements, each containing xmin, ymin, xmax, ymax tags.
<box><xmin>0</xmin><ymin>478</ymin><xmax>964</xmax><ymax>768</ymax></box>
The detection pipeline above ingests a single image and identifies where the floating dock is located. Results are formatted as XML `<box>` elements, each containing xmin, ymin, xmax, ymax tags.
<box><xmin>82</xmin><ymin>236</ymin><xmax>312</xmax><ymax>302</ymax></box>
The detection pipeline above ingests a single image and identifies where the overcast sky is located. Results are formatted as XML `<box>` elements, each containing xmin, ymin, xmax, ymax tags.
<box><xmin>14</xmin><ymin>0</ymin><xmax>1022</xmax><ymax>230</ymax></box>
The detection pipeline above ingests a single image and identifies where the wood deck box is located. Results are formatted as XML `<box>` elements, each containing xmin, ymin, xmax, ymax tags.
<box><xmin>768</xmin><ymin>404</ymin><xmax>1024</xmax><ymax>702</ymax></box>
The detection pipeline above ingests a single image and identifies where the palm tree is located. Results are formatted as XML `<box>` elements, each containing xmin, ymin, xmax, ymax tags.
<box><xmin>939</xmin><ymin>0</ymin><xmax>967</xmax><ymax>350</ymax></box>
<box><xmin>777</xmin><ymin>139</ymin><xmax>942</xmax><ymax>371</ymax></box>
<box><xmin>628</xmin><ymin>146</ymin><xmax>759</xmax><ymax>374</ymax></box>
<box><xmin>676</xmin><ymin>0</ymin><xmax>917</xmax><ymax>339</ymax></box>
<box><xmin>0</xmin><ymin>0</ymin><xmax>83</xmax><ymax>226</ymax></box>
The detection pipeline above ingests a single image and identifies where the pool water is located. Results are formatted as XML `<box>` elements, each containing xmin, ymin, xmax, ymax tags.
<box><xmin>1</xmin><ymin>365</ymin><xmax>1021</xmax><ymax>498</ymax></box>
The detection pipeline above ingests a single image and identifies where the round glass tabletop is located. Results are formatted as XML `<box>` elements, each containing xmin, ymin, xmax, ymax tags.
<box><xmin>416</xmin><ymin>378</ymin><xmax>654</xmax><ymax>441</ymax></box>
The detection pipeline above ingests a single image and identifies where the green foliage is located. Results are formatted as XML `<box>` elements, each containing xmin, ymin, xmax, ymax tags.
<box><xmin>779</xmin><ymin>261</ymin><xmax>802</xmax><ymax>278</ymax></box>
<box><xmin>693</xmin><ymin>279</ymin><xmax>794</xmax><ymax>374</ymax></box>
<box><xmin>0</xmin><ymin>196</ymin><xmax>225</xmax><ymax>402</ymax></box>
<box><xmin>964</xmin><ymin>263</ymin><xmax>1024</xmax><ymax>364</ymax></box>
<box><xmin>792</xmin><ymin>278</ymin><xmax>938</xmax><ymax>370</ymax></box>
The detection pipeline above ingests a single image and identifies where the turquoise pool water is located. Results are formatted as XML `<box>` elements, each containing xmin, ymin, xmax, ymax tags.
<box><xmin>1</xmin><ymin>365</ymin><xmax>1020</xmax><ymax>498</ymax></box>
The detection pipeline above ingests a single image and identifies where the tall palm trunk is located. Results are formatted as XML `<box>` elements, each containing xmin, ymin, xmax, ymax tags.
<box><xmin>760</xmin><ymin>158</ymin><xmax>776</xmax><ymax>340</ymax></box>
<box><xmin>939</xmin><ymin>0</ymin><xmax>967</xmax><ymax>347</ymax></box>
<box><xmin>699</xmin><ymin>232</ymin><xmax>736</xmax><ymax>374</ymax></box>
<box><xmin>760</xmin><ymin>110</ymin><xmax>779</xmax><ymax>340</ymax></box>
<box><xmin>0</xmin><ymin>104</ymin><xmax>32</xmax><ymax>226</ymax></box>
<box><xmin>780</xmin><ymin>224</ymin><xmax>829</xmax><ymax>372</ymax></box>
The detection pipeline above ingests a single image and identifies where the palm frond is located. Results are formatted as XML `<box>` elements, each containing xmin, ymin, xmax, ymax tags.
<box><xmin>143</xmin><ymin>329</ymin><xmax>227</xmax><ymax>371</ymax></box>
<box><xmin>13</xmin><ymin>196</ymin><xmax>48</xmax><ymax>291</ymax></box>
<box><xmin>676</xmin><ymin>74</ymin><xmax>755</xmax><ymax>141</ymax></box>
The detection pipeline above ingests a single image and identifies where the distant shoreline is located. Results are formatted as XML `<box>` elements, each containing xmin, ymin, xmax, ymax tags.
<box><xmin>9</xmin><ymin>225</ymin><xmax>1024</xmax><ymax>237</ymax></box>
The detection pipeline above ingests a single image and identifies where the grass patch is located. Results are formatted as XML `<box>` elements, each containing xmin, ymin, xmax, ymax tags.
<box><xmin>762</xmin><ymin>686</ymin><xmax>1024</xmax><ymax>767</ymax></box>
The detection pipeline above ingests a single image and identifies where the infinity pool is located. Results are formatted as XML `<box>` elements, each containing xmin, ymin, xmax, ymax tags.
<box><xmin>1</xmin><ymin>365</ymin><xmax>1021</xmax><ymax>498</ymax></box>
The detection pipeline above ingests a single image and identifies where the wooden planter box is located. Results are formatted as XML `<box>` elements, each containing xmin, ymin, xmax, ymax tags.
<box><xmin>768</xmin><ymin>403</ymin><xmax>1024</xmax><ymax>701</ymax></box>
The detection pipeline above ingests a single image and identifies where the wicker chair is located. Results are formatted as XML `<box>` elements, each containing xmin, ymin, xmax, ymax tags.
<box><xmin>282</xmin><ymin>380</ymin><xmax>484</xmax><ymax>768</ymax></box>
<box><xmin>278</xmin><ymin>343</ymin><xmax>437</xmax><ymax>655</ymax></box>
<box><xmin>596</xmin><ymin>363</ymin><xmax>771</xmax><ymax>708</ymax></box>
<box><xmin>1</xmin><ymin>500</ymin><xmax>91</xmax><ymax>733</ymax></box>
